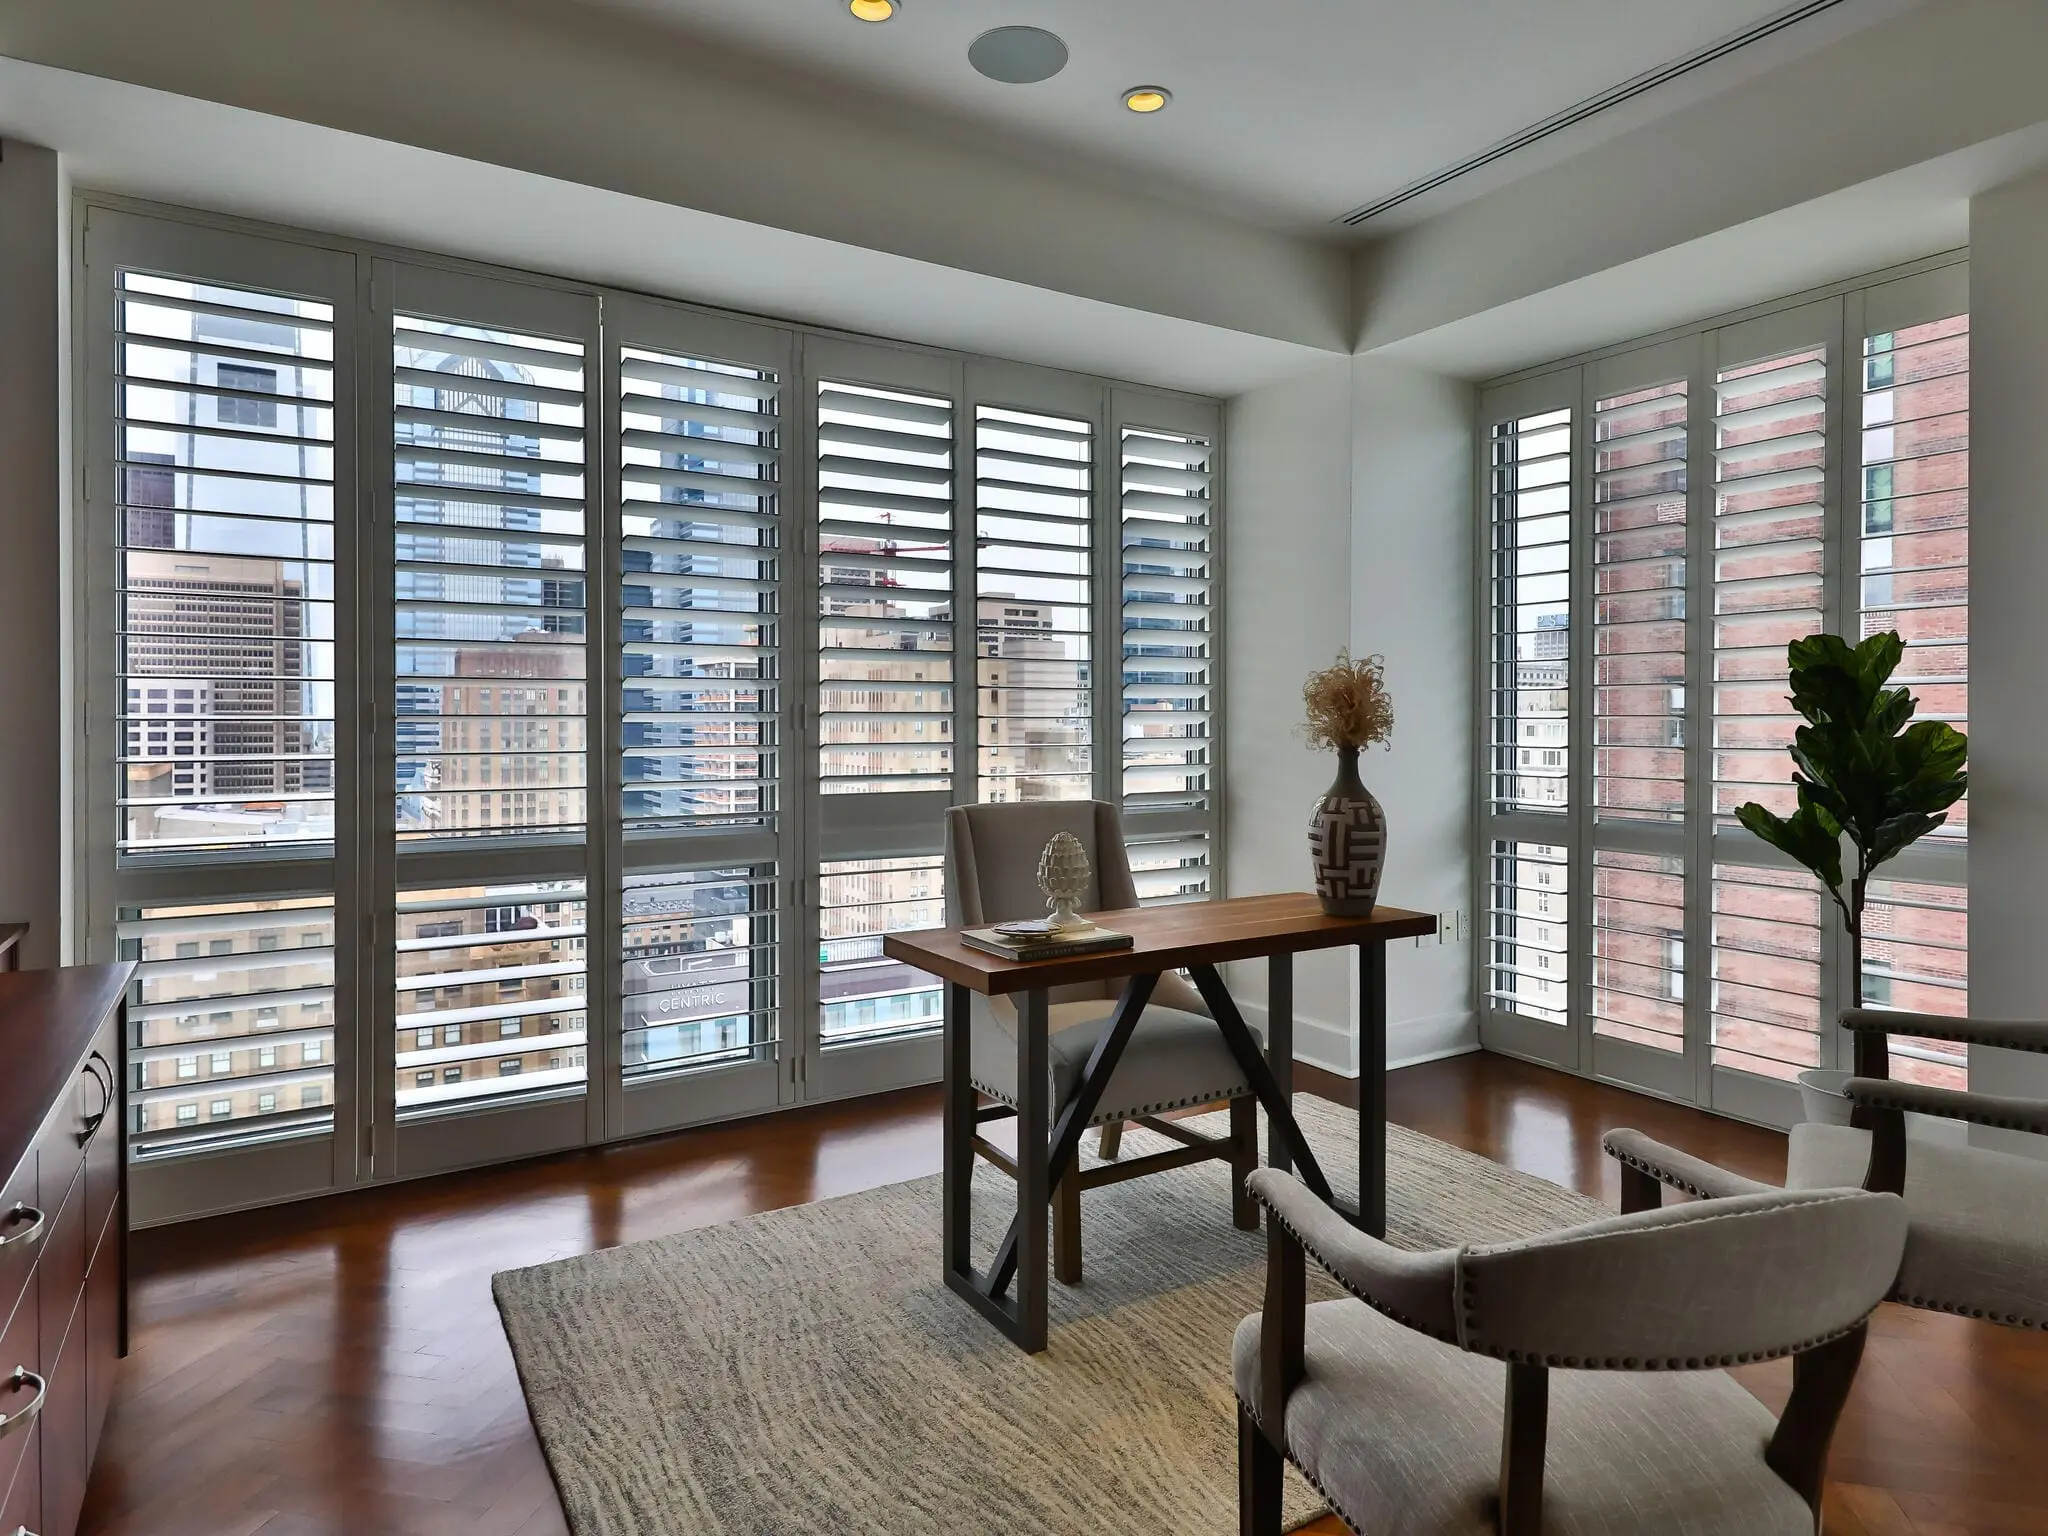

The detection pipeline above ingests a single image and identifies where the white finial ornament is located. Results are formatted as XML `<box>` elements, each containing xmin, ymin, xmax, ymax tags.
<box><xmin>1037</xmin><ymin>832</ymin><xmax>1092</xmax><ymax>933</ymax></box>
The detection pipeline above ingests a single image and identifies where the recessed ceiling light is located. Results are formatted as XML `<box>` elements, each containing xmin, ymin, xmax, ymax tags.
<box><xmin>847</xmin><ymin>0</ymin><xmax>898</xmax><ymax>21</ymax></box>
<box><xmin>1122</xmin><ymin>86</ymin><xmax>1171</xmax><ymax>114</ymax></box>
<box><xmin>968</xmin><ymin>26</ymin><xmax>1069</xmax><ymax>85</ymax></box>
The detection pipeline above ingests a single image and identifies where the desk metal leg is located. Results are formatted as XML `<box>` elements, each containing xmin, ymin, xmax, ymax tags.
<box><xmin>1358</xmin><ymin>942</ymin><xmax>1388</xmax><ymax>1239</ymax></box>
<box><xmin>942</xmin><ymin>981</ymin><xmax>973</xmax><ymax>1278</ymax></box>
<box><xmin>1013</xmin><ymin>988</ymin><xmax>1050</xmax><ymax>1353</ymax></box>
<box><xmin>1267</xmin><ymin>951</ymin><xmax>1294</xmax><ymax>1174</ymax></box>
<box><xmin>1186</xmin><ymin>963</ymin><xmax>1334</xmax><ymax>1207</ymax></box>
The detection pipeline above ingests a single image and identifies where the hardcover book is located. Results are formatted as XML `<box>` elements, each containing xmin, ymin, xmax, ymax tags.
<box><xmin>959</xmin><ymin>924</ymin><xmax>1133</xmax><ymax>962</ymax></box>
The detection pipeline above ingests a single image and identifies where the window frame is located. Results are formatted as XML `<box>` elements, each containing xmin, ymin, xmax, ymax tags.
<box><xmin>1473</xmin><ymin>253</ymin><xmax>1968</xmax><ymax>1128</ymax></box>
<box><xmin>75</xmin><ymin>193</ymin><xmax>1226</xmax><ymax>1224</ymax></box>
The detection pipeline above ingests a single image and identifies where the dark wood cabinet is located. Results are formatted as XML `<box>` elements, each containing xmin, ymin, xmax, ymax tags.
<box><xmin>0</xmin><ymin>965</ymin><xmax>131</xmax><ymax>1536</ymax></box>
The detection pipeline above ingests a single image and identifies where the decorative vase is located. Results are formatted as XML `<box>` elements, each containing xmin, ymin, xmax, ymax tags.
<box><xmin>1308</xmin><ymin>746</ymin><xmax>1387</xmax><ymax>917</ymax></box>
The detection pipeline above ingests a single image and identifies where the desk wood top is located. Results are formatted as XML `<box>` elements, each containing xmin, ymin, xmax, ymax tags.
<box><xmin>882</xmin><ymin>892</ymin><xmax>1435</xmax><ymax>996</ymax></box>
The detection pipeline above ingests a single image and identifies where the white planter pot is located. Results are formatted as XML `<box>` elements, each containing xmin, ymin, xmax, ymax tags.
<box><xmin>1796</xmin><ymin>1068</ymin><xmax>1856</xmax><ymax>1126</ymax></box>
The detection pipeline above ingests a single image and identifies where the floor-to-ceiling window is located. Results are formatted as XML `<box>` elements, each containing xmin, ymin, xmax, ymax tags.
<box><xmin>1477</xmin><ymin>256</ymin><xmax>1968</xmax><ymax>1125</ymax></box>
<box><xmin>83</xmin><ymin>203</ymin><xmax>1225</xmax><ymax>1223</ymax></box>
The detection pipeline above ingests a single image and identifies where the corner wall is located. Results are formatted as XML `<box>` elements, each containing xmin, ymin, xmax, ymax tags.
<box><xmin>1349</xmin><ymin>358</ymin><xmax>1476</xmax><ymax>1065</ymax></box>
<box><xmin>1966</xmin><ymin>166</ymin><xmax>2048</xmax><ymax>1127</ymax></box>
<box><xmin>1222</xmin><ymin>355</ymin><xmax>1475</xmax><ymax>1073</ymax></box>
<box><xmin>0</xmin><ymin>140</ymin><xmax>67</xmax><ymax>965</ymax></box>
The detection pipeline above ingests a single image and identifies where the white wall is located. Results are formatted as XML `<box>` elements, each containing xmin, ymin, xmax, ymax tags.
<box><xmin>1349</xmin><ymin>358</ymin><xmax>1476</xmax><ymax>1066</ymax></box>
<box><xmin>1965</xmin><ymin>165</ymin><xmax>2048</xmax><ymax>1128</ymax></box>
<box><xmin>0</xmin><ymin>140</ymin><xmax>67</xmax><ymax>966</ymax></box>
<box><xmin>1222</xmin><ymin>354</ymin><xmax>1475</xmax><ymax>1075</ymax></box>
<box><xmin>1222</xmin><ymin>359</ymin><xmax>1354</xmax><ymax>1067</ymax></box>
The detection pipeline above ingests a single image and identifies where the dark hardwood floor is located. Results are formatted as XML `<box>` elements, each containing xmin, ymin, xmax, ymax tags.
<box><xmin>80</xmin><ymin>1053</ymin><xmax>2047</xmax><ymax>1536</ymax></box>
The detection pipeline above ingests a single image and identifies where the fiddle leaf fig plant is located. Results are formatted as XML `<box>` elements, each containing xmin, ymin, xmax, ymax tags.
<box><xmin>1733</xmin><ymin>631</ymin><xmax>1968</xmax><ymax>1017</ymax></box>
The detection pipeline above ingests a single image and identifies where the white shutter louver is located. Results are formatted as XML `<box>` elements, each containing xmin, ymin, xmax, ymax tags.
<box><xmin>394</xmin><ymin>882</ymin><xmax>588</xmax><ymax>1113</ymax></box>
<box><xmin>1711</xmin><ymin>346</ymin><xmax>1827</xmax><ymax>1080</ymax></box>
<box><xmin>816</xmin><ymin>383</ymin><xmax>956</xmax><ymax>796</ymax></box>
<box><xmin>619</xmin><ymin>347</ymin><xmax>782</xmax><ymax>831</ymax></box>
<box><xmin>1589</xmin><ymin>380</ymin><xmax>1688</xmax><ymax>1053</ymax></box>
<box><xmin>1485</xmin><ymin>408</ymin><xmax>1571</xmax><ymax>1021</ymax></box>
<box><xmin>1120</xmin><ymin>425</ymin><xmax>1215</xmax><ymax>902</ymax></box>
<box><xmin>120</xmin><ymin>897</ymin><xmax>337</xmax><ymax>1157</ymax></box>
<box><xmin>393</xmin><ymin>316</ymin><xmax>588</xmax><ymax>840</ymax></box>
<box><xmin>975</xmin><ymin>406</ymin><xmax>1093</xmax><ymax>804</ymax></box>
<box><xmin>621</xmin><ymin>867</ymin><xmax>777</xmax><ymax>1078</ymax></box>
<box><xmin>116</xmin><ymin>273</ymin><xmax>338</xmax><ymax>851</ymax></box>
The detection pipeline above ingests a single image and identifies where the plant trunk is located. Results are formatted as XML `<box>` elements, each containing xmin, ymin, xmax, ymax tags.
<box><xmin>1846</xmin><ymin>875</ymin><xmax>1888</xmax><ymax>1079</ymax></box>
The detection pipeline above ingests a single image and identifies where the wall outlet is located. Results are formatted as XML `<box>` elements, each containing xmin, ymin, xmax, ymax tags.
<box><xmin>1436</xmin><ymin>908</ymin><xmax>1464</xmax><ymax>945</ymax></box>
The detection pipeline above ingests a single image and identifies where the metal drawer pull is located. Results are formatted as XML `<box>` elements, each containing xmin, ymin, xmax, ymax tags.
<box><xmin>78</xmin><ymin>1051</ymin><xmax>114</xmax><ymax>1146</ymax></box>
<box><xmin>0</xmin><ymin>1204</ymin><xmax>41</xmax><ymax>1249</ymax></box>
<box><xmin>0</xmin><ymin>1366</ymin><xmax>44</xmax><ymax>1437</ymax></box>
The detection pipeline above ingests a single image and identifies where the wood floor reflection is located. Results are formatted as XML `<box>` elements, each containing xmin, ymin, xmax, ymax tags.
<box><xmin>81</xmin><ymin>1054</ymin><xmax>2046</xmax><ymax>1535</ymax></box>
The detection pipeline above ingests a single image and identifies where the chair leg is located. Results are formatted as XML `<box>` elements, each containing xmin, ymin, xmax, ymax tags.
<box><xmin>1097</xmin><ymin>1119</ymin><xmax>1123</xmax><ymax>1160</ymax></box>
<box><xmin>1230</xmin><ymin>1094</ymin><xmax>1260</xmax><ymax>1231</ymax></box>
<box><xmin>1619</xmin><ymin>1162</ymin><xmax>1664</xmax><ymax>1215</ymax></box>
<box><xmin>1238</xmin><ymin>1404</ymin><xmax>1284</xmax><ymax>1536</ymax></box>
<box><xmin>1054</xmin><ymin>1170</ymin><xmax>1083</xmax><ymax>1285</ymax></box>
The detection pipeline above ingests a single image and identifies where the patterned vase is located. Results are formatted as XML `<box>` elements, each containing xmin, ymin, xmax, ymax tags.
<box><xmin>1308</xmin><ymin>747</ymin><xmax>1386</xmax><ymax>917</ymax></box>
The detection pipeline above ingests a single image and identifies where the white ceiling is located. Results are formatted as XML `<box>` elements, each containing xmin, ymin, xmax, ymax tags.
<box><xmin>571</xmin><ymin>0</ymin><xmax>1900</xmax><ymax>230</ymax></box>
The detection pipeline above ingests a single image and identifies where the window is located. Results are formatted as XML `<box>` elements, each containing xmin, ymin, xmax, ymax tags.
<box><xmin>975</xmin><ymin>406</ymin><xmax>1092</xmax><ymax>803</ymax></box>
<box><xmin>89</xmin><ymin>208</ymin><xmax>1226</xmax><ymax>1221</ymax></box>
<box><xmin>1120</xmin><ymin>421</ymin><xmax>1217</xmax><ymax>901</ymax></box>
<box><xmin>209</xmin><ymin>1098</ymin><xmax>232</xmax><ymax>1119</ymax></box>
<box><xmin>1478</xmin><ymin>268</ymin><xmax>1967</xmax><ymax>1121</ymax></box>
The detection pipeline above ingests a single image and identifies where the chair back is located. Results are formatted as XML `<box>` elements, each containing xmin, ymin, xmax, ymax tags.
<box><xmin>1454</xmin><ymin>1186</ymin><xmax>1907</xmax><ymax>1367</ymax></box>
<box><xmin>945</xmin><ymin>801</ymin><xmax>1137</xmax><ymax>1006</ymax></box>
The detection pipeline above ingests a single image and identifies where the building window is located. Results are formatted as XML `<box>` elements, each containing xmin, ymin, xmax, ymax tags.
<box><xmin>257</xmin><ymin>1091</ymin><xmax>277</xmax><ymax>1113</ymax></box>
<box><xmin>209</xmin><ymin>1098</ymin><xmax>232</xmax><ymax>1119</ymax></box>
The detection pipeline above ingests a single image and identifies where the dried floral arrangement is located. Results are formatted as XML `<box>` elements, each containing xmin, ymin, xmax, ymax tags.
<box><xmin>1300</xmin><ymin>650</ymin><xmax>1395</xmax><ymax>753</ymax></box>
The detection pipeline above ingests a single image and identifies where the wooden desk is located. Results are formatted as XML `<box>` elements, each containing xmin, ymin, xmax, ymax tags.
<box><xmin>884</xmin><ymin>893</ymin><xmax>1435</xmax><ymax>1351</ymax></box>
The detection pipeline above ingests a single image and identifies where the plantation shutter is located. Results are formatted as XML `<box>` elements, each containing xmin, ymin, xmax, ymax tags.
<box><xmin>1708</xmin><ymin>337</ymin><xmax>1830</xmax><ymax>1085</ymax></box>
<box><xmin>1588</xmin><ymin>374</ymin><xmax>1689</xmax><ymax>1062</ymax></box>
<box><xmin>1483</xmin><ymin>403</ymin><xmax>1574</xmax><ymax>1031</ymax></box>
<box><xmin>1118</xmin><ymin>414</ymin><xmax>1216</xmax><ymax>902</ymax></box>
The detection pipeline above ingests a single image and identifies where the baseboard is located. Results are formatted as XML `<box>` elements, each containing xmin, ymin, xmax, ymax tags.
<box><xmin>1237</xmin><ymin>1002</ymin><xmax>1478</xmax><ymax>1077</ymax></box>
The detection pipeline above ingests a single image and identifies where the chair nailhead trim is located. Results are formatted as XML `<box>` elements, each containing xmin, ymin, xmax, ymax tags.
<box><xmin>972</xmin><ymin>1078</ymin><xmax>1255</xmax><ymax>1126</ymax></box>
<box><xmin>1236</xmin><ymin>1395</ymin><xmax>1374</xmax><ymax>1536</ymax></box>
<box><xmin>1452</xmin><ymin>1189</ymin><xmax>1884</xmax><ymax>1369</ymax></box>
<box><xmin>1254</xmin><ymin>1191</ymin><xmax>1458</xmax><ymax>1342</ymax></box>
<box><xmin>1602</xmin><ymin>1141</ymin><xmax>1729</xmax><ymax>1202</ymax></box>
<box><xmin>1891</xmin><ymin>1290</ymin><xmax>2046</xmax><ymax>1330</ymax></box>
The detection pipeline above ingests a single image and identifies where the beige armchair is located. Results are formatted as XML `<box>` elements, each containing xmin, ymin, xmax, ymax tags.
<box><xmin>1236</xmin><ymin>1169</ymin><xmax>1906</xmax><ymax>1535</ymax></box>
<box><xmin>1608</xmin><ymin>1008</ymin><xmax>2048</xmax><ymax>1331</ymax></box>
<box><xmin>946</xmin><ymin>800</ymin><xmax>1259</xmax><ymax>1284</ymax></box>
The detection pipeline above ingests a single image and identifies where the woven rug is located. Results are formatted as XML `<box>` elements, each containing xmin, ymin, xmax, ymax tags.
<box><xmin>495</xmin><ymin>1096</ymin><xmax>1603</xmax><ymax>1535</ymax></box>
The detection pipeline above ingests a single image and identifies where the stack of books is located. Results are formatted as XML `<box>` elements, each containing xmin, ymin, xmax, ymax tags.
<box><xmin>960</xmin><ymin>918</ymin><xmax>1133</xmax><ymax>962</ymax></box>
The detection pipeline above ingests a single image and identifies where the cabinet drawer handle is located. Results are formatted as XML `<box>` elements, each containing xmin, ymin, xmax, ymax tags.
<box><xmin>0</xmin><ymin>1205</ymin><xmax>41</xmax><ymax>1250</ymax></box>
<box><xmin>78</xmin><ymin>1052</ymin><xmax>114</xmax><ymax>1146</ymax></box>
<box><xmin>0</xmin><ymin>1366</ymin><xmax>43</xmax><ymax>1437</ymax></box>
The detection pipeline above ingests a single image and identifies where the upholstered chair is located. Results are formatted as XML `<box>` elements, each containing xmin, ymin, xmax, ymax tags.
<box><xmin>1607</xmin><ymin>1008</ymin><xmax>2048</xmax><ymax>1331</ymax></box>
<box><xmin>1235</xmin><ymin>1169</ymin><xmax>1907</xmax><ymax>1535</ymax></box>
<box><xmin>945</xmin><ymin>800</ymin><xmax>1260</xmax><ymax>1284</ymax></box>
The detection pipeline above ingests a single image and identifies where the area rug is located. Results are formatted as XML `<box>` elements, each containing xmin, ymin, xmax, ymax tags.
<box><xmin>494</xmin><ymin>1097</ymin><xmax>1604</xmax><ymax>1535</ymax></box>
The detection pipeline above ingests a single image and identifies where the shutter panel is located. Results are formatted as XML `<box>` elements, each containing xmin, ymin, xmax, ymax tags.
<box><xmin>119</xmin><ymin>897</ymin><xmax>337</xmax><ymax>1156</ymax></box>
<box><xmin>394</xmin><ymin>882</ymin><xmax>588</xmax><ymax>1113</ymax></box>
<box><xmin>1710</xmin><ymin>345</ymin><xmax>1827</xmax><ymax>1081</ymax></box>
<box><xmin>818</xmin><ymin>855</ymin><xmax>946</xmax><ymax>1046</ymax></box>
<box><xmin>1487</xmin><ymin>841</ymin><xmax>1569</xmax><ymax>1025</ymax></box>
<box><xmin>1589</xmin><ymin>380</ymin><xmax>1688</xmax><ymax>1053</ymax></box>
<box><xmin>392</xmin><ymin>315</ymin><xmax>588</xmax><ymax>840</ymax></box>
<box><xmin>975</xmin><ymin>406</ymin><xmax>1093</xmax><ymax>803</ymax></box>
<box><xmin>116</xmin><ymin>273</ymin><xmax>338</xmax><ymax>851</ymax></box>
<box><xmin>1859</xmin><ymin>313</ymin><xmax>1970</xmax><ymax>1088</ymax></box>
<box><xmin>1485</xmin><ymin>408</ymin><xmax>1572</xmax><ymax>1021</ymax></box>
<box><xmin>622</xmin><ymin>867</ymin><xmax>778</xmax><ymax>1078</ymax></box>
<box><xmin>618</xmin><ymin>346</ymin><xmax>782</xmax><ymax>831</ymax></box>
<box><xmin>1120</xmin><ymin>425</ymin><xmax>1214</xmax><ymax>901</ymax></box>
<box><xmin>816</xmin><ymin>383</ymin><xmax>956</xmax><ymax>796</ymax></box>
